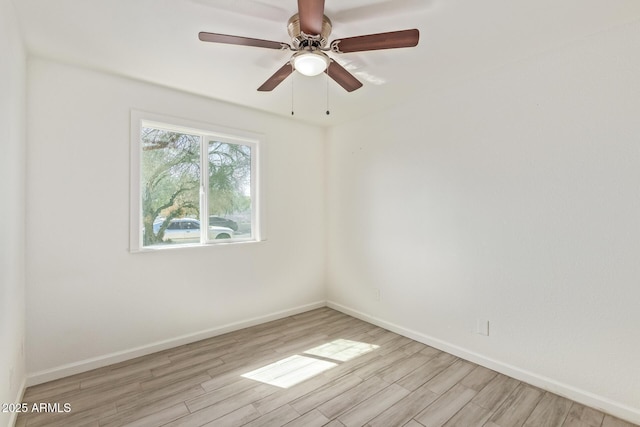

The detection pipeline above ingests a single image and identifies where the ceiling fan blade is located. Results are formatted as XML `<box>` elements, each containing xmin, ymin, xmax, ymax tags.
<box><xmin>327</xmin><ymin>61</ymin><xmax>363</xmax><ymax>92</ymax></box>
<box><xmin>331</xmin><ymin>29</ymin><xmax>419</xmax><ymax>53</ymax></box>
<box><xmin>199</xmin><ymin>32</ymin><xmax>287</xmax><ymax>50</ymax></box>
<box><xmin>297</xmin><ymin>0</ymin><xmax>325</xmax><ymax>35</ymax></box>
<box><xmin>257</xmin><ymin>62</ymin><xmax>293</xmax><ymax>91</ymax></box>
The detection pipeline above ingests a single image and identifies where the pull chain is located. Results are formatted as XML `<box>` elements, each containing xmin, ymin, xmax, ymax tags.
<box><xmin>290</xmin><ymin>72</ymin><xmax>333</xmax><ymax>117</ymax></box>
<box><xmin>325</xmin><ymin>71</ymin><xmax>330</xmax><ymax>116</ymax></box>
<box><xmin>291</xmin><ymin>73</ymin><xmax>295</xmax><ymax>116</ymax></box>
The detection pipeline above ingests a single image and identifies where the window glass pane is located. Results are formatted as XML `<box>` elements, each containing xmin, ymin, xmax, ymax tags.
<box><xmin>141</xmin><ymin>127</ymin><xmax>200</xmax><ymax>247</ymax></box>
<box><xmin>207</xmin><ymin>141</ymin><xmax>252</xmax><ymax>240</ymax></box>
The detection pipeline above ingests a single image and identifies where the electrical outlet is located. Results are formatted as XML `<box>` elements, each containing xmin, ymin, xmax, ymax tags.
<box><xmin>373</xmin><ymin>288</ymin><xmax>380</xmax><ymax>301</ymax></box>
<box><xmin>475</xmin><ymin>319</ymin><xmax>490</xmax><ymax>336</ymax></box>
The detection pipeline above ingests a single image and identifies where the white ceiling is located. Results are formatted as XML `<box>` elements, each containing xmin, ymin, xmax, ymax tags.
<box><xmin>13</xmin><ymin>0</ymin><xmax>640</xmax><ymax>127</ymax></box>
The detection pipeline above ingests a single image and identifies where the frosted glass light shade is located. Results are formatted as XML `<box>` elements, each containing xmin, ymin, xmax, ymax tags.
<box><xmin>293</xmin><ymin>51</ymin><xmax>329</xmax><ymax>76</ymax></box>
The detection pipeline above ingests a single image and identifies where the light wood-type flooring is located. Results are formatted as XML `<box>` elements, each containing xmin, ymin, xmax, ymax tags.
<box><xmin>16</xmin><ymin>308</ymin><xmax>638</xmax><ymax>427</ymax></box>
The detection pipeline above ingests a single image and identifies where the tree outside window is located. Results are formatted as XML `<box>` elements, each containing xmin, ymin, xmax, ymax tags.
<box><xmin>136</xmin><ymin>122</ymin><xmax>255</xmax><ymax>248</ymax></box>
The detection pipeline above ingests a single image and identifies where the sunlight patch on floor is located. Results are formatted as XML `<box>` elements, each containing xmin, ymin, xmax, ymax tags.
<box><xmin>304</xmin><ymin>339</ymin><xmax>380</xmax><ymax>362</ymax></box>
<box><xmin>242</xmin><ymin>339</ymin><xmax>380</xmax><ymax>388</ymax></box>
<box><xmin>241</xmin><ymin>355</ymin><xmax>337</xmax><ymax>388</ymax></box>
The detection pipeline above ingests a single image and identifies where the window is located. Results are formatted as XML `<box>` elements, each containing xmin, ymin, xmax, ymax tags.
<box><xmin>130</xmin><ymin>111</ymin><xmax>262</xmax><ymax>251</ymax></box>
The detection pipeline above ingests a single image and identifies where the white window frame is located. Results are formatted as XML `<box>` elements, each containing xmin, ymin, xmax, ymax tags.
<box><xmin>130</xmin><ymin>110</ymin><xmax>265</xmax><ymax>252</ymax></box>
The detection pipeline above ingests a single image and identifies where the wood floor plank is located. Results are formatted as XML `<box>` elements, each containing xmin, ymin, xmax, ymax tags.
<box><xmin>49</xmin><ymin>381</ymin><xmax>142</xmax><ymax>414</ymax></box>
<box><xmin>79</xmin><ymin>369</ymin><xmax>153</xmax><ymax>390</ymax></box>
<box><xmin>138</xmin><ymin>359</ymin><xmax>223</xmax><ymax>391</ymax></box>
<box><xmin>459</xmin><ymin>365</ymin><xmax>497</xmax><ymax>392</ymax></box>
<box><xmin>374</xmin><ymin>335</ymin><xmax>414</xmax><ymax>355</ymax></box>
<box><xmin>470</xmin><ymin>373</ymin><xmax>520</xmax><ymax>411</ymax></box>
<box><xmin>324</xmin><ymin>320</ymin><xmax>376</xmax><ymax>340</ymax></box>
<box><xmin>602</xmin><ymin>415</ymin><xmax>639</xmax><ymax>427</ymax></box>
<box><xmin>184</xmin><ymin>378</ymin><xmax>256</xmax><ymax>412</ymax></box>
<box><xmin>317</xmin><ymin>375</ymin><xmax>390</xmax><ymax>419</ymax></box>
<box><xmin>337</xmin><ymin>383</ymin><xmax>411</xmax><ymax>427</ymax></box>
<box><xmin>252</xmin><ymin>370</ymin><xmax>340</xmax><ymax>415</ymax></box>
<box><xmin>562</xmin><ymin>403</ymin><xmax>605</xmax><ymax>427</ymax></box>
<box><xmin>420</xmin><ymin>345</ymin><xmax>442</xmax><ymax>359</ymax></box>
<box><xmin>413</xmin><ymin>384</ymin><xmax>477</xmax><ymax>427</ymax></box>
<box><xmin>366</xmin><ymin>382</ymin><xmax>439</xmax><ymax>427</ymax></box>
<box><xmin>523</xmin><ymin>392</ymin><xmax>573</xmax><ymax>427</ymax></box>
<box><xmin>292</xmin><ymin>307</ymin><xmax>333</xmax><ymax>321</ymax></box>
<box><xmin>164</xmin><ymin>343</ymin><xmax>232</xmax><ymax>365</ymax></box>
<box><xmin>162</xmin><ymin>384</ymin><xmax>277</xmax><ymax>427</ymax></box>
<box><xmin>283</xmin><ymin>409</ymin><xmax>330</xmax><ymax>427</ymax></box>
<box><xmin>100</xmin><ymin>386</ymin><xmax>204</xmax><ymax>427</ymax></box>
<box><xmin>271</xmin><ymin>333</ymin><xmax>332</xmax><ymax>356</ymax></box>
<box><xmin>369</xmin><ymin>330</ymin><xmax>409</xmax><ymax>348</ymax></box>
<box><xmin>401</xmin><ymin>341</ymin><xmax>430</xmax><ymax>355</ymax></box>
<box><xmin>351</xmin><ymin>349</ymin><xmax>416</xmax><ymax>380</ymax></box>
<box><xmin>379</xmin><ymin>353</ymin><xmax>433</xmax><ymax>384</ymax></box>
<box><xmin>26</xmin><ymin>402</ymin><xmax>117</xmax><ymax>427</ymax></box>
<box><xmin>240</xmin><ymin>404</ymin><xmax>300</xmax><ymax>427</ymax></box>
<box><xmin>290</xmin><ymin>373</ymin><xmax>363</xmax><ymax>415</ymax></box>
<box><xmin>23</xmin><ymin>379</ymin><xmax>81</xmax><ymax>402</ymax></box>
<box><xmin>321</xmin><ymin>335</ymin><xmax>405</xmax><ymax>381</ymax></box>
<box><xmin>200</xmin><ymin>352</ymin><xmax>285</xmax><ymax>392</ymax></box>
<box><xmin>150</xmin><ymin>353</ymin><xmax>224</xmax><ymax>378</ymax></box>
<box><xmin>217</xmin><ymin>344</ymin><xmax>283</xmax><ymax>365</ymax></box>
<box><xmin>442</xmin><ymin>402</ymin><xmax>492</xmax><ymax>427</ymax></box>
<box><xmin>107</xmin><ymin>353</ymin><xmax>172</xmax><ymax>376</ymax></box>
<box><xmin>16</xmin><ymin>308</ymin><xmax>638</xmax><ymax>427</ymax></box>
<box><xmin>168</xmin><ymin>333</ymin><xmax>238</xmax><ymax>356</ymax></box>
<box><xmin>488</xmin><ymin>383</ymin><xmax>544</xmax><ymax>427</ymax></box>
<box><xmin>396</xmin><ymin>352</ymin><xmax>458</xmax><ymax>391</ymax></box>
<box><xmin>424</xmin><ymin>360</ymin><xmax>477</xmax><ymax>395</ymax></box>
<box><xmin>120</xmin><ymin>374</ymin><xmax>209</xmax><ymax>411</ymax></box>
<box><xmin>200</xmin><ymin>404</ymin><xmax>260</xmax><ymax>427</ymax></box>
<box><xmin>116</xmin><ymin>403</ymin><xmax>188</xmax><ymax>427</ymax></box>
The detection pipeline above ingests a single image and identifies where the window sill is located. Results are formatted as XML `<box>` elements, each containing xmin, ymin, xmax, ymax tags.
<box><xmin>131</xmin><ymin>237</ymin><xmax>265</xmax><ymax>254</ymax></box>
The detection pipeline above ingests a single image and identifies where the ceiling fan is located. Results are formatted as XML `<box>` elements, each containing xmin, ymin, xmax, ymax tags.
<box><xmin>198</xmin><ymin>0</ymin><xmax>420</xmax><ymax>92</ymax></box>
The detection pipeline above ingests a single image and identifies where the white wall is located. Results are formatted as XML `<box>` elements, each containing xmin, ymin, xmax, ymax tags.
<box><xmin>26</xmin><ymin>58</ymin><xmax>326</xmax><ymax>380</ymax></box>
<box><xmin>327</xmin><ymin>20</ymin><xmax>640</xmax><ymax>423</ymax></box>
<box><xmin>0</xmin><ymin>0</ymin><xmax>27</xmax><ymax>425</ymax></box>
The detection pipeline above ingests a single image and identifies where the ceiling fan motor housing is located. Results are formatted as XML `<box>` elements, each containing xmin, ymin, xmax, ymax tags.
<box><xmin>287</xmin><ymin>13</ymin><xmax>332</xmax><ymax>49</ymax></box>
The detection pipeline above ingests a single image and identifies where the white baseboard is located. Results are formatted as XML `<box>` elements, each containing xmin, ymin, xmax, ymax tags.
<box><xmin>26</xmin><ymin>301</ymin><xmax>325</xmax><ymax>387</ymax></box>
<box><xmin>327</xmin><ymin>300</ymin><xmax>640</xmax><ymax>426</ymax></box>
<box><xmin>9</xmin><ymin>377</ymin><xmax>26</xmax><ymax>427</ymax></box>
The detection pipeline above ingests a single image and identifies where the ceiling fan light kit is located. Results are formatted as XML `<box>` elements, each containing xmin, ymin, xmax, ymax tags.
<box><xmin>199</xmin><ymin>0</ymin><xmax>419</xmax><ymax>92</ymax></box>
<box><xmin>292</xmin><ymin>50</ymin><xmax>329</xmax><ymax>76</ymax></box>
